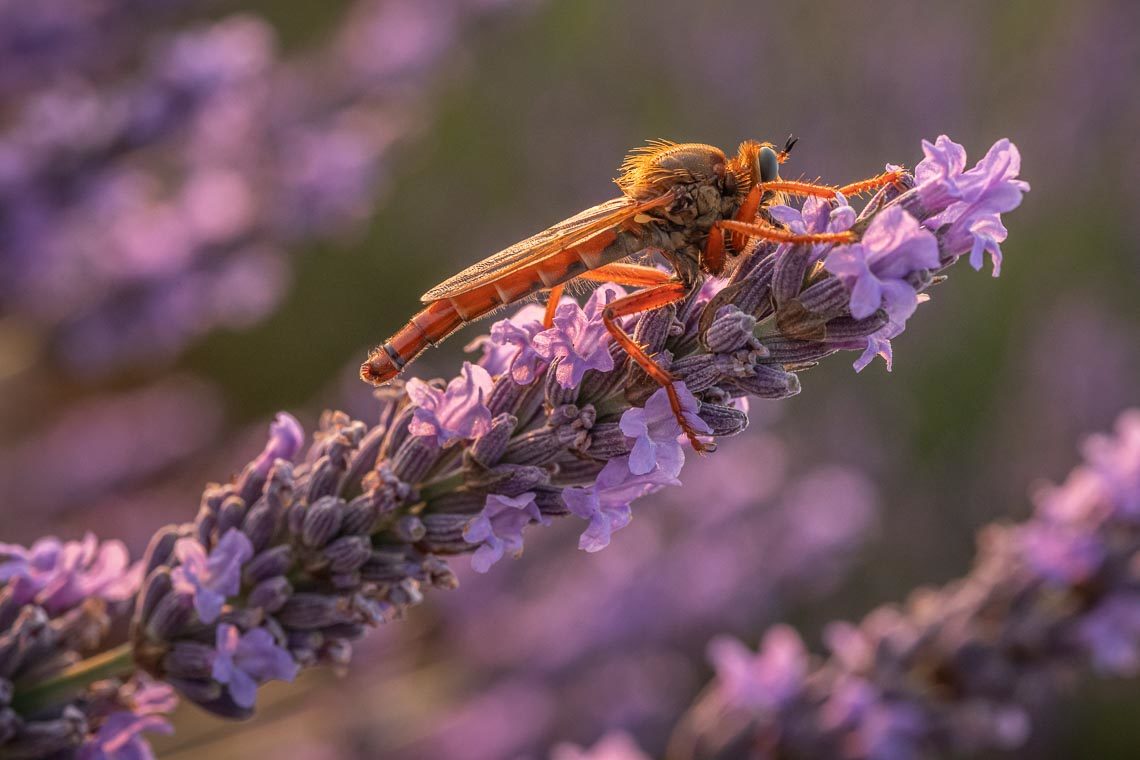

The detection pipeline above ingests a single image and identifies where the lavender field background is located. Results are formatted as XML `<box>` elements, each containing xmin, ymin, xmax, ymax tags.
<box><xmin>1</xmin><ymin>0</ymin><xmax>1137</xmax><ymax>757</ymax></box>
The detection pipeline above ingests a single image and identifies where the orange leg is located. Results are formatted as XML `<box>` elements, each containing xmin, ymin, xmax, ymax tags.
<box><xmin>730</xmin><ymin>185</ymin><xmax>764</xmax><ymax>253</ymax></box>
<box><xmin>543</xmin><ymin>284</ymin><xmax>564</xmax><ymax>328</ymax></box>
<box><xmin>601</xmin><ymin>282</ymin><xmax>714</xmax><ymax>454</ymax></box>
<box><xmin>837</xmin><ymin>167</ymin><xmax>906</xmax><ymax>197</ymax></box>
<box><xmin>749</xmin><ymin>168</ymin><xmax>906</xmax><ymax>204</ymax></box>
<box><xmin>718</xmin><ymin>219</ymin><xmax>857</xmax><ymax>246</ymax></box>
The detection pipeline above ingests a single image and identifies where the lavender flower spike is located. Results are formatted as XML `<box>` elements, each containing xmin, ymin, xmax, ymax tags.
<box><xmin>0</xmin><ymin>136</ymin><xmax>1026</xmax><ymax>758</ymax></box>
<box><xmin>673</xmin><ymin>409</ymin><xmax>1140</xmax><ymax>759</ymax></box>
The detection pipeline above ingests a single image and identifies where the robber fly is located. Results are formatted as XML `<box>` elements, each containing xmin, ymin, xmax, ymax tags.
<box><xmin>361</xmin><ymin>137</ymin><xmax>902</xmax><ymax>450</ymax></box>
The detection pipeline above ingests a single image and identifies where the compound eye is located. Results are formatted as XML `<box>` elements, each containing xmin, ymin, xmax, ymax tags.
<box><xmin>758</xmin><ymin>146</ymin><xmax>780</xmax><ymax>183</ymax></box>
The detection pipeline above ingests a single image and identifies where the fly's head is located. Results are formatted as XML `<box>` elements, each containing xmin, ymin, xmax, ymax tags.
<box><xmin>729</xmin><ymin>134</ymin><xmax>796</xmax><ymax>204</ymax></box>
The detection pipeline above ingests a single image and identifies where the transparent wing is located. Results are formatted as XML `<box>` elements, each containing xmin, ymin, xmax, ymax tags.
<box><xmin>420</xmin><ymin>194</ymin><xmax>669</xmax><ymax>302</ymax></box>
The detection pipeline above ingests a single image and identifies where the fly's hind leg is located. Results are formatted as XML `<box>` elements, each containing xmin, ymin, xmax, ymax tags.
<box><xmin>600</xmin><ymin>280</ymin><xmax>714</xmax><ymax>454</ymax></box>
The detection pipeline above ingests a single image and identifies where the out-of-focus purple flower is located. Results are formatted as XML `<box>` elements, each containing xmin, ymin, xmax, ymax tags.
<box><xmin>824</xmin><ymin>205</ymin><xmax>940</xmax><ymax>322</ymax></box>
<box><xmin>550</xmin><ymin>731</ymin><xmax>652</xmax><ymax>760</ymax></box>
<box><xmin>916</xmin><ymin>137</ymin><xmax>1029</xmax><ymax>275</ymax></box>
<box><xmin>0</xmin><ymin>533</ymin><xmax>141</xmax><ymax>613</ymax></box>
<box><xmin>463</xmin><ymin>492</ymin><xmax>549</xmax><ymax>573</ymax></box>
<box><xmin>1077</xmin><ymin>597</ymin><xmax>1140</xmax><ymax>676</ymax></box>
<box><xmin>406</xmin><ymin>362</ymin><xmax>494</xmax><ymax>446</ymax></box>
<box><xmin>619</xmin><ymin>383</ymin><xmax>709</xmax><ymax>477</ymax></box>
<box><xmin>1017</xmin><ymin>522</ymin><xmax>1104</xmax><ymax>586</ymax></box>
<box><xmin>211</xmin><ymin>623</ymin><xmax>299</xmax><ymax>709</ymax></box>
<box><xmin>1082</xmin><ymin>409</ymin><xmax>1140</xmax><ymax>516</ymax></box>
<box><xmin>248</xmin><ymin>412</ymin><xmax>305</xmax><ymax>480</ymax></box>
<box><xmin>532</xmin><ymin>285</ymin><xmax>625</xmax><ymax>389</ymax></box>
<box><xmin>562</xmin><ymin>458</ymin><xmax>680</xmax><ymax>552</ymax></box>
<box><xmin>467</xmin><ymin>304</ymin><xmax>549</xmax><ymax>382</ymax></box>
<box><xmin>170</xmin><ymin>529</ymin><xmax>253</xmax><ymax>623</ymax></box>
<box><xmin>708</xmin><ymin>625</ymin><xmax>807</xmax><ymax>712</ymax></box>
<box><xmin>78</xmin><ymin>679</ymin><xmax>178</xmax><ymax>760</ymax></box>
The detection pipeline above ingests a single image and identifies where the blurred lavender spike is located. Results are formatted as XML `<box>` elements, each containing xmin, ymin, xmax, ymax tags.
<box><xmin>671</xmin><ymin>409</ymin><xmax>1140</xmax><ymax>760</ymax></box>
<box><xmin>0</xmin><ymin>0</ymin><xmax>536</xmax><ymax>376</ymax></box>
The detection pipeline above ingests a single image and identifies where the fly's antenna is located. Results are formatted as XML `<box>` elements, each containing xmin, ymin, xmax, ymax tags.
<box><xmin>778</xmin><ymin>134</ymin><xmax>798</xmax><ymax>163</ymax></box>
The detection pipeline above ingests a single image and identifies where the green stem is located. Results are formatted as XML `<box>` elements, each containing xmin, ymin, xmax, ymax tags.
<box><xmin>12</xmin><ymin>642</ymin><xmax>136</xmax><ymax>715</ymax></box>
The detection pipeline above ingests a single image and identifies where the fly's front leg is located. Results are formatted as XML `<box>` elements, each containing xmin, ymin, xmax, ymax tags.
<box><xmin>601</xmin><ymin>281</ymin><xmax>715</xmax><ymax>454</ymax></box>
<box><xmin>717</xmin><ymin>219</ymin><xmax>857</xmax><ymax>246</ymax></box>
<box><xmin>837</xmin><ymin>167</ymin><xmax>907</xmax><ymax>197</ymax></box>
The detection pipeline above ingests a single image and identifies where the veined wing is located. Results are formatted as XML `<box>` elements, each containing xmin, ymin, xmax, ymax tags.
<box><xmin>420</xmin><ymin>194</ymin><xmax>670</xmax><ymax>302</ymax></box>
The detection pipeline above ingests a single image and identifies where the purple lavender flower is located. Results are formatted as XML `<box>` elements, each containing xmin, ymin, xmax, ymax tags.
<box><xmin>563</xmin><ymin>458</ymin><xmax>680</xmax><ymax>552</ymax></box>
<box><xmin>77</xmin><ymin>679</ymin><xmax>178</xmax><ymax>760</ymax></box>
<box><xmin>0</xmin><ymin>533</ymin><xmax>140</xmax><ymax>613</ymax></box>
<box><xmin>211</xmin><ymin>624</ymin><xmax>299</xmax><ymax>709</ymax></box>
<box><xmin>407</xmin><ymin>362</ymin><xmax>494</xmax><ymax>446</ymax></box>
<box><xmin>915</xmin><ymin>136</ymin><xmax>1030</xmax><ymax>275</ymax></box>
<box><xmin>532</xmin><ymin>284</ymin><xmax>625</xmax><ymax>388</ymax></box>
<box><xmin>247</xmin><ymin>412</ymin><xmax>305</xmax><ymax>481</ymax></box>
<box><xmin>824</xmin><ymin>205</ymin><xmax>940</xmax><ymax>322</ymax></box>
<box><xmin>170</xmin><ymin>528</ymin><xmax>253</xmax><ymax>623</ymax></box>
<box><xmin>463</xmin><ymin>492</ymin><xmax>550</xmax><ymax>573</ymax></box>
<box><xmin>468</xmin><ymin>303</ymin><xmax>550</xmax><ymax>383</ymax></box>
<box><xmin>619</xmin><ymin>383</ymin><xmax>709</xmax><ymax>477</ymax></box>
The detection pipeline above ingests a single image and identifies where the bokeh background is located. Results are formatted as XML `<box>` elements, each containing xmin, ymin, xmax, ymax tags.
<box><xmin>1</xmin><ymin>0</ymin><xmax>1138</xmax><ymax>757</ymax></box>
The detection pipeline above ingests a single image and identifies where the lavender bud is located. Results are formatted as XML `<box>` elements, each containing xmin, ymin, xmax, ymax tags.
<box><xmin>545</xmin><ymin>359</ymin><xmax>580</xmax><ymax>406</ymax></box>
<box><xmin>3</xmin><ymin>705</ymin><xmax>86</xmax><ymax>757</ymax></box>
<box><xmin>216</xmin><ymin>494</ymin><xmax>248</xmax><ymax>536</ymax></box>
<box><xmin>390</xmin><ymin>436</ymin><xmax>441</xmax><ymax>484</ymax></box>
<box><xmin>195</xmin><ymin>506</ymin><xmax>217</xmax><ymax>547</ymax></box>
<box><xmin>466</xmin><ymin>413</ymin><xmax>517</xmax><ymax>468</ymax></box>
<box><xmin>584</xmin><ymin>423</ymin><xmax>632</xmax><ymax>459</ymax></box>
<box><xmin>421</xmin><ymin>513</ymin><xmax>469</xmax><ymax>544</ymax></box>
<box><xmin>340</xmin><ymin>424</ymin><xmax>386</xmax><ymax>496</ymax></box>
<box><xmin>726</xmin><ymin>363</ymin><xmax>802</xmax><ymax>399</ymax></box>
<box><xmin>379</xmin><ymin>404</ymin><xmax>415</xmax><ymax>459</ymax></box>
<box><xmin>341</xmin><ymin>494</ymin><xmax>380</xmax><ymax>535</ymax></box>
<box><xmin>391</xmin><ymin>515</ymin><xmax>426</xmax><ymax>543</ymax></box>
<box><xmin>671</xmin><ymin>354</ymin><xmax>724</xmax><ymax>394</ymax></box>
<box><xmin>247</xmin><ymin>577</ymin><xmax>292</xmax><ymax>613</ymax></box>
<box><xmin>136</xmin><ymin>569</ymin><xmax>173</xmax><ymax>630</ymax></box>
<box><xmin>465</xmin><ymin>463</ymin><xmax>549</xmax><ymax>496</ymax></box>
<box><xmin>825</xmin><ymin>311</ymin><xmax>890</xmax><ymax>340</ymax></box>
<box><xmin>503</xmin><ymin>427</ymin><xmax>566</xmax><ymax>466</ymax></box>
<box><xmin>244</xmin><ymin>545</ymin><xmax>294</xmax><ymax>584</ymax></box>
<box><xmin>578</xmin><ymin>345</ymin><xmax>629</xmax><ymax>401</ymax></box>
<box><xmin>301</xmin><ymin>496</ymin><xmax>345</xmax><ymax>548</ymax></box>
<box><xmin>277</xmin><ymin>593</ymin><xmax>352</xmax><ymax>630</ymax></box>
<box><xmin>532</xmin><ymin>485</ymin><xmax>571</xmax><ymax>517</ymax></box>
<box><xmin>141</xmin><ymin>526</ymin><xmax>182</xmax><ymax>576</ymax></box>
<box><xmin>633</xmin><ymin>304</ymin><xmax>677</xmax><ymax>354</ymax></box>
<box><xmin>797</xmin><ymin>277</ymin><xmax>849</xmax><ymax>318</ymax></box>
<box><xmin>772</xmin><ymin>244</ymin><xmax>812</xmax><ymax>305</ymax></box>
<box><xmin>320</xmin><ymin>535</ymin><xmax>371</xmax><ymax>574</ymax></box>
<box><xmin>704</xmin><ymin>306</ymin><xmax>758</xmax><ymax>353</ymax></box>
<box><xmin>145</xmin><ymin>592</ymin><xmax>193</xmax><ymax>640</ymax></box>
<box><xmin>163</xmin><ymin>641</ymin><xmax>216</xmax><ymax>679</ymax></box>
<box><xmin>697</xmin><ymin>403</ymin><xmax>749</xmax><ymax>437</ymax></box>
<box><xmin>241</xmin><ymin>501</ymin><xmax>279</xmax><ymax>552</ymax></box>
<box><xmin>762</xmin><ymin>337</ymin><xmax>841</xmax><ymax>364</ymax></box>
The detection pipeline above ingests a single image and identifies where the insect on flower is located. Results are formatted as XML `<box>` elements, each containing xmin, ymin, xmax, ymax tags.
<box><xmin>360</xmin><ymin>137</ymin><xmax>905</xmax><ymax>450</ymax></box>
